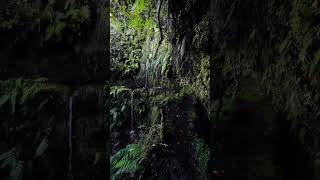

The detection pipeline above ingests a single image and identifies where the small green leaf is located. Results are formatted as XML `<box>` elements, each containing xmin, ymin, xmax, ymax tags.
<box><xmin>0</xmin><ymin>94</ymin><xmax>10</xmax><ymax>108</ymax></box>
<box><xmin>34</xmin><ymin>138</ymin><xmax>48</xmax><ymax>158</ymax></box>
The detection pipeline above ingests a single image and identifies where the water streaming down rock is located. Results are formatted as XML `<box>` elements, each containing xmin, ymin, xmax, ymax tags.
<box><xmin>130</xmin><ymin>90</ymin><xmax>135</xmax><ymax>141</ymax></box>
<box><xmin>145</xmin><ymin>62</ymin><xmax>149</xmax><ymax>89</ymax></box>
<box><xmin>68</xmin><ymin>96</ymin><xmax>74</xmax><ymax>180</ymax></box>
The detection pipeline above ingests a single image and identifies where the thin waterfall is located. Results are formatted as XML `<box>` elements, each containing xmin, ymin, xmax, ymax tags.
<box><xmin>130</xmin><ymin>90</ymin><xmax>135</xmax><ymax>141</ymax></box>
<box><xmin>68</xmin><ymin>96</ymin><xmax>73</xmax><ymax>180</ymax></box>
<box><xmin>145</xmin><ymin>62</ymin><xmax>149</xmax><ymax>89</ymax></box>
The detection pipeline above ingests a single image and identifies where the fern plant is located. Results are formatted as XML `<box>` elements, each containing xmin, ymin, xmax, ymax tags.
<box><xmin>110</xmin><ymin>86</ymin><xmax>131</xmax><ymax>132</ymax></box>
<box><xmin>0</xmin><ymin>148</ymin><xmax>24</xmax><ymax>180</ymax></box>
<box><xmin>34</xmin><ymin>137</ymin><xmax>49</xmax><ymax>159</ymax></box>
<box><xmin>194</xmin><ymin>138</ymin><xmax>210</xmax><ymax>179</ymax></box>
<box><xmin>41</xmin><ymin>0</ymin><xmax>91</xmax><ymax>41</ymax></box>
<box><xmin>0</xmin><ymin>78</ymin><xmax>50</xmax><ymax>114</ymax></box>
<box><xmin>0</xmin><ymin>78</ymin><xmax>57</xmax><ymax>180</ymax></box>
<box><xmin>0</xmin><ymin>78</ymin><xmax>22</xmax><ymax>114</ymax></box>
<box><xmin>111</xmin><ymin>144</ymin><xmax>143</xmax><ymax>180</ymax></box>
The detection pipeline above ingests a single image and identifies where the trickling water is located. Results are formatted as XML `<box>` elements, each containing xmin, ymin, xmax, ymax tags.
<box><xmin>145</xmin><ymin>62</ymin><xmax>149</xmax><ymax>89</ymax></box>
<box><xmin>68</xmin><ymin>96</ymin><xmax>73</xmax><ymax>180</ymax></box>
<box><xmin>130</xmin><ymin>90</ymin><xmax>135</xmax><ymax>141</ymax></box>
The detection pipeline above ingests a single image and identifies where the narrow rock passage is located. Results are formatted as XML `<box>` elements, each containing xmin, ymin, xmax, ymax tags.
<box><xmin>140</xmin><ymin>93</ymin><xmax>203</xmax><ymax>179</ymax></box>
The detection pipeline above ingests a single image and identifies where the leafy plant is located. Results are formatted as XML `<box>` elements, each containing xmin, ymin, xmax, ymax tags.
<box><xmin>34</xmin><ymin>137</ymin><xmax>49</xmax><ymax>159</ymax></box>
<box><xmin>0</xmin><ymin>78</ymin><xmax>49</xmax><ymax>114</ymax></box>
<box><xmin>194</xmin><ymin>138</ymin><xmax>210</xmax><ymax>178</ymax></box>
<box><xmin>0</xmin><ymin>78</ymin><xmax>65</xmax><ymax>180</ymax></box>
<box><xmin>42</xmin><ymin>1</ymin><xmax>91</xmax><ymax>41</ymax></box>
<box><xmin>110</xmin><ymin>86</ymin><xmax>131</xmax><ymax>132</ymax></box>
<box><xmin>111</xmin><ymin>144</ymin><xmax>143</xmax><ymax>180</ymax></box>
<box><xmin>110</xmin><ymin>0</ymin><xmax>157</xmax><ymax>79</ymax></box>
<box><xmin>110</xmin><ymin>86</ymin><xmax>131</xmax><ymax>98</ymax></box>
<box><xmin>0</xmin><ymin>78</ymin><xmax>21</xmax><ymax>114</ymax></box>
<box><xmin>0</xmin><ymin>148</ymin><xmax>24</xmax><ymax>180</ymax></box>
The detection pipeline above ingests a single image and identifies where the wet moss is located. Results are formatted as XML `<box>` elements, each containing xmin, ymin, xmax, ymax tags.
<box><xmin>194</xmin><ymin>137</ymin><xmax>210</xmax><ymax>178</ymax></box>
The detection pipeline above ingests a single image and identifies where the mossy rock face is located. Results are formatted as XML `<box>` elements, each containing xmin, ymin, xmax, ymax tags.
<box><xmin>140</xmin><ymin>93</ymin><xmax>210</xmax><ymax>179</ymax></box>
<box><xmin>192</xmin><ymin>13</ymin><xmax>211</xmax><ymax>53</ymax></box>
<box><xmin>110</xmin><ymin>89</ymin><xmax>210</xmax><ymax>179</ymax></box>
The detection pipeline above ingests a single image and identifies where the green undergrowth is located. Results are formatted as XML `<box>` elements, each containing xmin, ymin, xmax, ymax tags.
<box><xmin>110</xmin><ymin>88</ymin><xmax>210</xmax><ymax>178</ymax></box>
<box><xmin>176</xmin><ymin>54</ymin><xmax>210</xmax><ymax>107</ymax></box>
<box><xmin>0</xmin><ymin>77</ymin><xmax>69</xmax><ymax>114</ymax></box>
<box><xmin>111</xmin><ymin>0</ymin><xmax>158</xmax><ymax>81</ymax></box>
<box><xmin>145</xmin><ymin>92</ymin><xmax>210</xmax><ymax>177</ymax></box>
<box><xmin>0</xmin><ymin>0</ymin><xmax>94</xmax><ymax>44</ymax></box>
<box><xmin>194</xmin><ymin>137</ymin><xmax>210</xmax><ymax>179</ymax></box>
<box><xmin>110</xmin><ymin>143</ymin><xmax>143</xmax><ymax>180</ymax></box>
<box><xmin>0</xmin><ymin>77</ymin><xmax>70</xmax><ymax>180</ymax></box>
<box><xmin>110</xmin><ymin>86</ymin><xmax>132</xmax><ymax>131</ymax></box>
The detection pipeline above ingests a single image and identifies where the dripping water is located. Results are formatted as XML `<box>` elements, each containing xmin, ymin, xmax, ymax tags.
<box><xmin>130</xmin><ymin>90</ymin><xmax>135</xmax><ymax>141</ymax></box>
<box><xmin>68</xmin><ymin>96</ymin><xmax>74</xmax><ymax>180</ymax></box>
<box><xmin>145</xmin><ymin>61</ymin><xmax>149</xmax><ymax>89</ymax></box>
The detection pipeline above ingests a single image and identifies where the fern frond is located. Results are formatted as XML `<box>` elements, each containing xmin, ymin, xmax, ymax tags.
<box><xmin>0</xmin><ymin>148</ymin><xmax>18</xmax><ymax>169</ymax></box>
<box><xmin>33</xmin><ymin>77</ymin><xmax>48</xmax><ymax>83</ymax></box>
<box><xmin>37</xmin><ymin>98</ymin><xmax>49</xmax><ymax>111</ymax></box>
<box><xmin>0</xmin><ymin>148</ymin><xmax>15</xmax><ymax>161</ymax></box>
<box><xmin>14</xmin><ymin>78</ymin><xmax>22</xmax><ymax>89</ymax></box>
<box><xmin>10</xmin><ymin>161</ymin><xmax>23</xmax><ymax>180</ymax></box>
<box><xmin>0</xmin><ymin>148</ymin><xmax>24</xmax><ymax>180</ymax></box>
<box><xmin>111</xmin><ymin>144</ymin><xmax>143</xmax><ymax>180</ymax></box>
<box><xmin>34</xmin><ymin>138</ymin><xmax>49</xmax><ymax>158</ymax></box>
<box><xmin>20</xmin><ymin>82</ymin><xmax>45</xmax><ymax>105</ymax></box>
<box><xmin>10</xmin><ymin>90</ymin><xmax>17</xmax><ymax>114</ymax></box>
<box><xmin>1</xmin><ymin>153</ymin><xmax>16</xmax><ymax>168</ymax></box>
<box><xmin>0</xmin><ymin>94</ymin><xmax>10</xmax><ymax>109</ymax></box>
